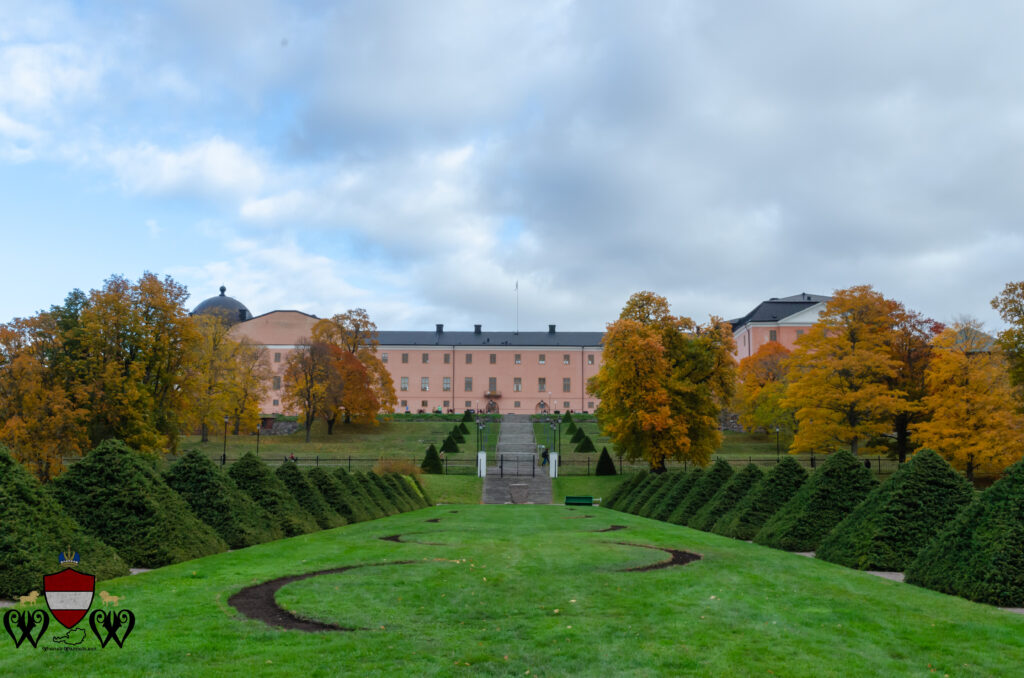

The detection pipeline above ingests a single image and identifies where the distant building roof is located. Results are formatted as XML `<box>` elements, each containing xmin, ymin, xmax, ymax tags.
<box><xmin>377</xmin><ymin>327</ymin><xmax>604</xmax><ymax>347</ymax></box>
<box><xmin>191</xmin><ymin>286</ymin><xmax>252</xmax><ymax>325</ymax></box>
<box><xmin>730</xmin><ymin>292</ymin><xmax>831</xmax><ymax>330</ymax></box>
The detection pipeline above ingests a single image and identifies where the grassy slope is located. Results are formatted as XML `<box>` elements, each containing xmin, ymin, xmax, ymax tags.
<box><xmin>418</xmin><ymin>475</ymin><xmax>482</xmax><ymax>504</ymax></box>
<box><xmin>180</xmin><ymin>418</ymin><xmax>500</xmax><ymax>465</ymax></box>
<box><xmin>3</xmin><ymin>506</ymin><xmax>1021</xmax><ymax>677</ymax></box>
<box><xmin>551</xmin><ymin>476</ymin><xmax>625</xmax><ymax>503</ymax></box>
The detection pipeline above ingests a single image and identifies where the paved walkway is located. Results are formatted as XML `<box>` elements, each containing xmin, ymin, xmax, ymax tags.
<box><xmin>482</xmin><ymin>414</ymin><xmax>552</xmax><ymax>504</ymax></box>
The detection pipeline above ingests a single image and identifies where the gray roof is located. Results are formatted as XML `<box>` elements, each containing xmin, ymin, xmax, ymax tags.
<box><xmin>730</xmin><ymin>292</ymin><xmax>830</xmax><ymax>330</ymax></box>
<box><xmin>377</xmin><ymin>330</ymin><xmax>604</xmax><ymax>347</ymax></box>
<box><xmin>191</xmin><ymin>286</ymin><xmax>252</xmax><ymax>325</ymax></box>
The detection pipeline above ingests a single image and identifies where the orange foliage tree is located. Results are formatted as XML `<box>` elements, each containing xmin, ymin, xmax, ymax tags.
<box><xmin>783</xmin><ymin>285</ymin><xmax>907</xmax><ymax>456</ymax></box>
<box><xmin>588</xmin><ymin>291</ymin><xmax>736</xmax><ymax>471</ymax></box>
<box><xmin>914</xmin><ymin>321</ymin><xmax>1024</xmax><ymax>481</ymax></box>
<box><xmin>735</xmin><ymin>341</ymin><xmax>794</xmax><ymax>439</ymax></box>
<box><xmin>282</xmin><ymin>339</ymin><xmax>332</xmax><ymax>443</ymax></box>
<box><xmin>312</xmin><ymin>309</ymin><xmax>396</xmax><ymax>430</ymax></box>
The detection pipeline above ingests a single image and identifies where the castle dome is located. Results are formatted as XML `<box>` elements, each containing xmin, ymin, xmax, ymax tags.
<box><xmin>191</xmin><ymin>286</ymin><xmax>252</xmax><ymax>325</ymax></box>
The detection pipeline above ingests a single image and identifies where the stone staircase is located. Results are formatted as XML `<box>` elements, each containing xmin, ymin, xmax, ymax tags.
<box><xmin>482</xmin><ymin>414</ymin><xmax>552</xmax><ymax>504</ymax></box>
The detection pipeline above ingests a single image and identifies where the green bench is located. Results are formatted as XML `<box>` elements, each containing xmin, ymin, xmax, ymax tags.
<box><xmin>565</xmin><ymin>496</ymin><xmax>598</xmax><ymax>506</ymax></box>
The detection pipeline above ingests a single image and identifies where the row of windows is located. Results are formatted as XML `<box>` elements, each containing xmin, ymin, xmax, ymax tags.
<box><xmin>398</xmin><ymin>376</ymin><xmax>575</xmax><ymax>392</ymax></box>
<box><xmin>383</xmin><ymin>352</ymin><xmax>596</xmax><ymax>365</ymax></box>
<box><xmin>397</xmin><ymin>399</ymin><xmax>598</xmax><ymax>410</ymax></box>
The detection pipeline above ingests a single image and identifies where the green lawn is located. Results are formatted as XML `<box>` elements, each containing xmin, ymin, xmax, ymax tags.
<box><xmin>419</xmin><ymin>475</ymin><xmax>482</xmax><ymax>504</ymax></box>
<box><xmin>551</xmin><ymin>476</ymin><xmax>625</xmax><ymax>503</ymax></box>
<box><xmin>4</xmin><ymin>506</ymin><xmax>1021</xmax><ymax>676</ymax></box>
<box><xmin>178</xmin><ymin>418</ymin><xmax>499</xmax><ymax>472</ymax></box>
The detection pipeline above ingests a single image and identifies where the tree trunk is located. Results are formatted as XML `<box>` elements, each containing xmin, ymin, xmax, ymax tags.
<box><xmin>326</xmin><ymin>415</ymin><xmax>336</xmax><ymax>435</ymax></box>
<box><xmin>893</xmin><ymin>413</ymin><xmax>910</xmax><ymax>463</ymax></box>
<box><xmin>966</xmin><ymin>456</ymin><xmax>975</xmax><ymax>482</ymax></box>
<box><xmin>850</xmin><ymin>436</ymin><xmax>859</xmax><ymax>456</ymax></box>
<box><xmin>233</xmin><ymin>413</ymin><xmax>240</xmax><ymax>436</ymax></box>
<box><xmin>304</xmin><ymin>416</ymin><xmax>313</xmax><ymax>443</ymax></box>
<box><xmin>201</xmin><ymin>422</ymin><xmax>209</xmax><ymax>443</ymax></box>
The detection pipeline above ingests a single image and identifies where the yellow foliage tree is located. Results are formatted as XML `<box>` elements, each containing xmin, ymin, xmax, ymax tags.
<box><xmin>735</xmin><ymin>341</ymin><xmax>794</xmax><ymax>438</ymax></box>
<box><xmin>588</xmin><ymin>291</ymin><xmax>736</xmax><ymax>471</ymax></box>
<box><xmin>914</xmin><ymin>321</ymin><xmax>1024</xmax><ymax>481</ymax></box>
<box><xmin>783</xmin><ymin>285</ymin><xmax>906</xmax><ymax>456</ymax></box>
<box><xmin>282</xmin><ymin>339</ymin><xmax>332</xmax><ymax>443</ymax></box>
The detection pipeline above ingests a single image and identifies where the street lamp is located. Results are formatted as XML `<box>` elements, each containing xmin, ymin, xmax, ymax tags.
<box><xmin>477</xmin><ymin>417</ymin><xmax>485</xmax><ymax>452</ymax></box>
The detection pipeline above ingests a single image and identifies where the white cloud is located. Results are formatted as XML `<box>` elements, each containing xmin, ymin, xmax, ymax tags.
<box><xmin>107</xmin><ymin>137</ymin><xmax>266</xmax><ymax>199</ymax></box>
<box><xmin>0</xmin><ymin>43</ymin><xmax>101</xmax><ymax>112</ymax></box>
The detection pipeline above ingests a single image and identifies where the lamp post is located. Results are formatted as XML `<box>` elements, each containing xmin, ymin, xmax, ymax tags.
<box><xmin>256</xmin><ymin>424</ymin><xmax>261</xmax><ymax>457</ymax></box>
<box><xmin>222</xmin><ymin>415</ymin><xmax>229</xmax><ymax>466</ymax></box>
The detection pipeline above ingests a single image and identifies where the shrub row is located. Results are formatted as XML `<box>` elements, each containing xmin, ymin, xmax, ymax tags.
<box><xmin>0</xmin><ymin>441</ymin><xmax>432</xmax><ymax>597</ymax></box>
<box><xmin>605</xmin><ymin>449</ymin><xmax>1024</xmax><ymax>606</ymax></box>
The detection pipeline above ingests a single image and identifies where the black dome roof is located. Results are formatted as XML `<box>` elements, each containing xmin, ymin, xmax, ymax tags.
<box><xmin>191</xmin><ymin>286</ymin><xmax>252</xmax><ymax>325</ymax></box>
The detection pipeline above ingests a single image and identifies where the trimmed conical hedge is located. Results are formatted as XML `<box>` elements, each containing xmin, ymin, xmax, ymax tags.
<box><xmin>229</xmin><ymin>453</ymin><xmax>321</xmax><ymax>537</ymax></box>
<box><xmin>712</xmin><ymin>457</ymin><xmax>808</xmax><ymax>539</ymax></box>
<box><xmin>421</xmin><ymin>444</ymin><xmax>443</xmax><ymax>474</ymax></box>
<box><xmin>668</xmin><ymin>460</ymin><xmax>734</xmax><ymax>526</ymax></box>
<box><xmin>575</xmin><ymin>436</ymin><xmax>596</xmax><ymax>454</ymax></box>
<box><xmin>905</xmin><ymin>459</ymin><xmax>1024</xmax><ymax>606</ymax></box>
<box><xmin>357</xmin><ymin>472</ymin><xmax>399</xmax><ymax>515</ymax></box>
<box><xmin>605</xmin><ymin>473</ymin><xmax>645</xmax><ymax>510</ymax></box>
<box><xmin>595</xmin><ymin>448</ymin><xmax>617</xmax><ymax>476</ymax></box>
<box><xmin>754</xmin><ymin>450</ymin><xmax>876</xmax><ymax>552</ymax></box>
<box><xmin>458</xmin><ymin>422</ymin><xmax>470</xmax><ymax>435</ymax></box>
<box><xmin>391</xmin><ymin>474</ymin><xmax>430</xmax><ymax>508</ymax></box>
<box><xmin>651</xmin><ymin>469</ymin><xmax>702</xmax><ymax>522</ymax></box>
<box><xmin>817</xmin><ymin>450</ymin><xmax>974</xmax><ymax>571</ymax></box>
<box><xmin>0</xmin><ymin>447</ymin><xmax>128</xmax><ymax>598</ymax></box>
<box><xmin>562</xmin><ymin>412</ymin><xmax>574</xmax><ymax>424</ymax></box>
<box><xmin>333</xmin><ymin>468</ymin><xmax>386</xmax><ymax>519</ymax></box>
<box><xmin>276</xmin><ymin>461</ymin><xmax>346</xmax><ymax>529</ymax></box>
<box><xmin>50</xmin><ymin>440</ymin><xmax>226</xmax><ymax>568</ymax></box>
<box><xmin>462</xmin><ymin>410</ymin><xmax>474</xmax><ymax>422</ymax></box>
<box><xmin>308</xmin><ymin>467</ymin><xmax>371</xmax><ymax>524</ymax></box>
<box><xmin>409</xmin><ymin>474</ymin><xmax>434</xmax><ymax>505</ymax></box>
<box><xmin>621</xmin><ymin>474</ymin><xmax>661</xmax><ymax>514</ymax></box>
<box><xmin>164</xmin><ymin>450</ymin><xmax>282</xmax><ymax>549</ymax></box>
<box><xmin>441</xmin><ymin>435</ymin><xmax>459</xmax><ymax>454</ymax></box>
<box><xmin>451</xmin><ymin>427</ymin><xmax>465</xmax><ymax>444</ymax></box>
<box><xmin>689</xmin><ymin>464</ymin><xmax>764</xmax><ymax>531</ymax></box>
<box><xmin>638</xmin><ymin>472</ymin><xmax>683</xmax><ymax>517</ymax></box>
<box><xmin>382</xmin><ymin>474</ymin><xmax>419</xmax><ymax>511</ymax></box>
<box><xmin>565</xmin><ymin>421</ymin><xmax>578</xmax><ymax>436</ymax></box>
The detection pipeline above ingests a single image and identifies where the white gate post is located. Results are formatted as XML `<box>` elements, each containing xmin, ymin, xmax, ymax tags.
<box><xmin>549</xmin><ymin>452</ymin><xmax>558</xmax><ymax>478</ymax></box>
<box><xmin>477</xmin><ymin>451</ymin><xmax>487</xmax><ymax>478</ymax></box>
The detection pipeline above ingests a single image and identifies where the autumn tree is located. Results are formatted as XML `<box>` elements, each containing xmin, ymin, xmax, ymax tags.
<box><xmin>735</xmin><ymin>341</ymin><xmax>794</xmax><ymax>440</ymax></box>
<box><xmin>311</xmin><ymin>309</ymin><xmax>397</xmax><ymax>428</ymax></box>
<box><xmin>991</xmin><ymin>280</ymin><xmax>1024</xmax><ymax>397</ymax></box>
<box><xmin>282</xmin><ymin>339</ymin><xmax>332</xmax><ymax>443</ymax></box>
<box><xmin>588</xmin><ymin>291</ymin><xmax>736</xmax><ymax>471</ymax></box>
<box><xmin>881</xmin><ymin>308</ymin><xmax>944</xmax><ymax>462</ymax></box>
<box><xmin>0</xmin><ymin>274</ymin><xmax>197</xmax><ymax>475</ymax></box>
<box><xmin>783</xmin><ymin>285</ymin><xmax>906</xmax><ymax>456</ymax></box>
<box><xmin>913</xmin><ymin>320</ymin><xmax>1024</xmax><ymax>481</ymax></box>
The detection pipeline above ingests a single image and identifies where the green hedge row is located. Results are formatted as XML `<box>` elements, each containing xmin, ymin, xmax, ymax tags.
<box><xmin>1</xmin><ymin>440</ymin><xmax>433</xmax><ymax>598</ymax></box>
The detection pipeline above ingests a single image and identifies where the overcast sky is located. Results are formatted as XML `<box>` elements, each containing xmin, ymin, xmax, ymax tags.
<box><xmin>3</xmin><ymin>1</ymin><xmax>1023</xmax><ymax>332</ymax></box>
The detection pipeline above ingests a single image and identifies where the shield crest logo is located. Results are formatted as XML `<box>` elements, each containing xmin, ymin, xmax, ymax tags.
<box><xmin>44</xmin><ymin>568</ymin><xmax>95</xmax><ymax>629</ymax></box>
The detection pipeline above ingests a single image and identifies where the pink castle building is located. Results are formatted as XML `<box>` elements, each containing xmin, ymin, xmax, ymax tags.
<box><xmin>213</xmin><ymin>299</ymin><xmax>604</xmax><ymax>416</ymax></box>
<box><xmin>729</xmin><ymin>292</ymin><xmax>830</xmax><ymax>360</ymax></box>
<box><xmin>195</xmin><ymin>288</ymin><xmax>830</xmax><ymax>416</ymax></box>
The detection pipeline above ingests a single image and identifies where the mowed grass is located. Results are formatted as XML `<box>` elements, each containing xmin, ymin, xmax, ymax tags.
<box><xmin>551</xmin><ymin>476</ymin><xmax>624</xmax><ymax>503</ymax></box>
<box><xmin>180</xmin><ymin>418</ymin><xmax>500</xmax><ymax>466</ymax></box>
<box><xmin>419</xmin><ymin>475</ymin><xmax>482</xmax><ymax>504</ymax></box>
<box><xmin>4</xmin><ymin>506</ymin><xmax>1022</xmax><ymax>677</ymax></box>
